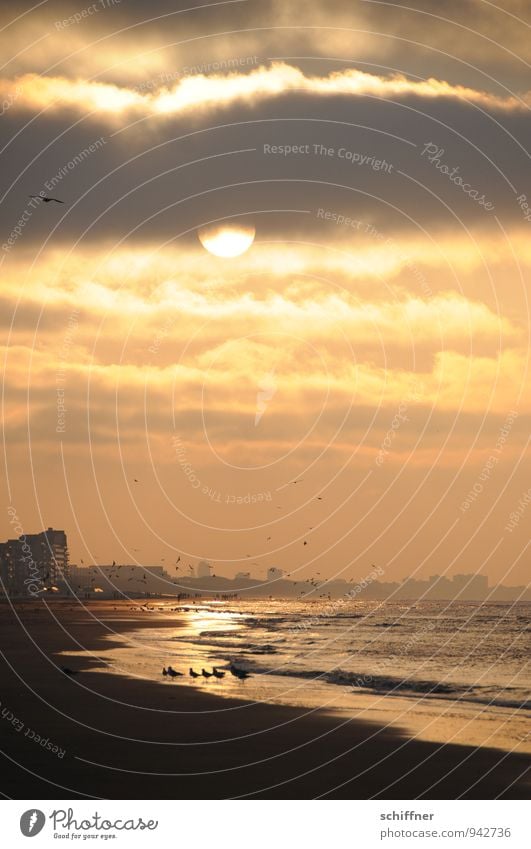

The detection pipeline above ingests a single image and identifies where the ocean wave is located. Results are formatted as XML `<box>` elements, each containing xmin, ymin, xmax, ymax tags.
<box><xmin>170</xmin><ymin>634</ymin><xmax>282</xmax><ymax>654</ymax></box>
<box><xmin>265</xmin><ymin>667</ymin><xmax>459</xmax><ymax>694</ymax></box>
<box><xmin>366</xmin><ymin>622</ymin><xmax>402</xmax><ymax>628</ymax></box>
<box><xmin>247</xmin><ymin>665</ymin><xmax>531</xmax><ymax>709</ymax></box>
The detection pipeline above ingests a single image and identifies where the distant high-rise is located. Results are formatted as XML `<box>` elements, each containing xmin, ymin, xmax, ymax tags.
<box><xmin>196</xmin><ymin>560</ymin><xmax>212</xmax><ymax>578</ymax></box>
<box><xmin>0</xmin><ymin>528</ymin><xmax>69</xmax><ymax>596</ymax></box>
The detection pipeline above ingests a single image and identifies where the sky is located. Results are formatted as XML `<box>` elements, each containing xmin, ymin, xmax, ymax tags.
<box><xmin>1</xmin><ymin>0</ymin><xmax>529</xmax><ymax>585</ymax></box>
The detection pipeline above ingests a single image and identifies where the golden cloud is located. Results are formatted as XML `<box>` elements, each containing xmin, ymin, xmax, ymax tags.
<box><xmin>2</xmin><ymin>63</ymin><xmax>528</xmax><ymax>121</ymax></box>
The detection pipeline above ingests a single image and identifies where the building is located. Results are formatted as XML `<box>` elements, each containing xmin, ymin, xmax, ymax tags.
<box><xmin>451</xmin><ymin>573</ymin><xmax>488</xmax><ymax>600</ymax></box>
<box><xmin>196</xmin><ymin>560</ymin><xmax>212</xmax><ymax>578</ymax></box>
<box><xmin>0</xmin><ymin>528</ymin><xmax>69</xmax><ymax>597</ymax></box>
<box><xmin>68</xmin><ymin>564</ymin><xmax>169</xmax><ymax>597</ymax></box>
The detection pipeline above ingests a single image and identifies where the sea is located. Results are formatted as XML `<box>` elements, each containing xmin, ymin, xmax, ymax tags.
<box><xmin>89</xmin><ymin>598</ymin><xmax>531</xmax><ymax>751</ymax></box>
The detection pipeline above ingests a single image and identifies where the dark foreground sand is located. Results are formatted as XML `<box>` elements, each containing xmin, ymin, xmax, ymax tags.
<box><xmin>0</xmin><ymin>601</ymin><xmax>528</xmax><ymax>799</ymax></box>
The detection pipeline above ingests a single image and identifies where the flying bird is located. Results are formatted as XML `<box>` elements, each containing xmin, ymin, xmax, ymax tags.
<box><xmin>29</xmin><ymin>194</ymin><xmax>64</xmax><ymax>203</ymax></box>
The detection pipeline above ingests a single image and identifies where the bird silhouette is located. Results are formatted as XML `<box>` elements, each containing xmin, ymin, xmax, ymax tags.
<box><xmin>189</xmin><ymin>668</ymin><xmax>200</xmax><ymax>678</ymax></box>
<box><xmin>167</xmin><ymin>666</ymin><xmax>183</xmax><ymax>678</ymax></box>
<box><xmin>201</xmin><ymin>668</ymin><xmax>213</xmax><ymax>678</ymax></box>
<box><xmin>29</xmin><ymin>194</ymin><xmax>64</xmax><ymax>203</ymax></box>
<box><xmin>212</xmin><ymin>667</ymin><xmax>225</xmax><ymax>678</ymax></box>
<box><xmin>229</xmin><ymin>664</ymin><xmax>250</xmax><ymax>680</ymax></box>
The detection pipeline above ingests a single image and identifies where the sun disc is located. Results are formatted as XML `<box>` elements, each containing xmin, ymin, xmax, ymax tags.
<box><xmin>198</xmin><ymin>223</ymin><xmax>255</xmax><ymax>257</ymax></box>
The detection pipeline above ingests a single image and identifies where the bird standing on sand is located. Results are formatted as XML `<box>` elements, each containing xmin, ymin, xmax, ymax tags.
<box><xmin>167</xmin><ymin>666</ymin><xmax>183</xmax><ymax>678</ymax></box>
<box><xmin>229</xmin><ymin>664</ymin><xmax>250</xmax><ymax>680</ymax></box>
<box><xmin>162</xmin><ymin>667</ymin><xmax>168</xmax><ymax>676</ymax></box>
<box><xmin>212</xmin><ymin>667</ymin><xmax>225</xmax><ymax>678</ymax></box>
<box><xmin>201</xmin><ymin>668</ymin><xmax>213</xmax><ymax>678</ymax></box>
<box><xmin>189</xmin><ymin>668</ymin><xmax>200</xmax><ymax>678</ymax></box>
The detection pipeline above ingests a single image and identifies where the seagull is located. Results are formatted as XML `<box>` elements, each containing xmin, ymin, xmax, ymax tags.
<box><xmin>29</xmin><ymin>194</ymin><xmax>64</xmax><ymax>203</ymax></box>
<box><xmin>212</xmin><ymin>667</ymin><xmax>225</xmax><ymax>678</ymax></box>
<box><xmin>162</xmin><ymin>667</ymin><xmax>168</xmax><ymax>676</ymax></box>
<box><xmin>229</xmin><ymin>664</ymin><xmax>250</xmax><ymax>680</ymax></box>
<box><xmin>189</xmin><ymin>668</ymin><xmax>200</xmax><ymax>678</ymax></box>
<box><xmin>202</xmin><ymin>668</ymin><xmax>213</xmax><ymax>678</ymax></box>
<box><xmin>167</xmin><ymin>666</ymin><xmax>183</xmax><ymax>678</ymax></box>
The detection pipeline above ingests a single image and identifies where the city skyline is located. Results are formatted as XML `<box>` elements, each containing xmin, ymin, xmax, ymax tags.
<box><xmin>1</xmin><ymin>525</ymin><xmax>528</xmax><ymax>602</ymax></box>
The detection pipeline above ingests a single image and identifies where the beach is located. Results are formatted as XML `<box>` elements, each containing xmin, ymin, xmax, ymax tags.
<box><xmin>0</xmin><ymin>600</ymin><xmax>529</xmax><ymax>800</ymax></box>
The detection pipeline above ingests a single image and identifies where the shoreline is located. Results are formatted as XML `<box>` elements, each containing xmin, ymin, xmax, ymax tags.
<box><xmin>0</xmin><ymin>600</ymin><xmax>529</xmax><ymax>799</ymax></box>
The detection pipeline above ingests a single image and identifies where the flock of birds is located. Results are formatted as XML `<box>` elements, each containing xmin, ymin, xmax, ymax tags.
<box><xmin>162</xmin><ymin>664</ymin><xmax>250</xmax><ymax>681</ymax></box>
<box><xmin>61</xmin><ymin>662</ymin><xmax>250</xmax><ymax>681</ymax></box>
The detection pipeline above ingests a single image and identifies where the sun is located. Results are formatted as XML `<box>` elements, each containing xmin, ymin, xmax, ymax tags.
<box><xmin>198</xmin><ymin>223</ymin><xmax>255</xmax><ymax>258</ymax></box>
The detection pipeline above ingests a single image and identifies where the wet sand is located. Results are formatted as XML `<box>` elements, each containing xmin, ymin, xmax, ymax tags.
<box><xmin>0</xmin><ymin>600</ymin><xmax>529</xmax><ymax>799</ymax></box>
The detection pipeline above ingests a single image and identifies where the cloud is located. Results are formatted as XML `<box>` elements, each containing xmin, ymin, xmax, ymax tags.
<box><xmin>2</xmin><ymin>63</ymin><xmax>529</xmax><ymax>123</ymax></box>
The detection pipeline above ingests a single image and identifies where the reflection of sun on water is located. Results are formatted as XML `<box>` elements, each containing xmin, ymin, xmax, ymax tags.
<box><xmin>187</xmin><ymin>607</ymin><xmax>243</xmax><ymax>638</ymax></box>
<box><xmin>198</xmin><ymin>223</ymin><xmax>255</xmax><ymax>257</ymax></box>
